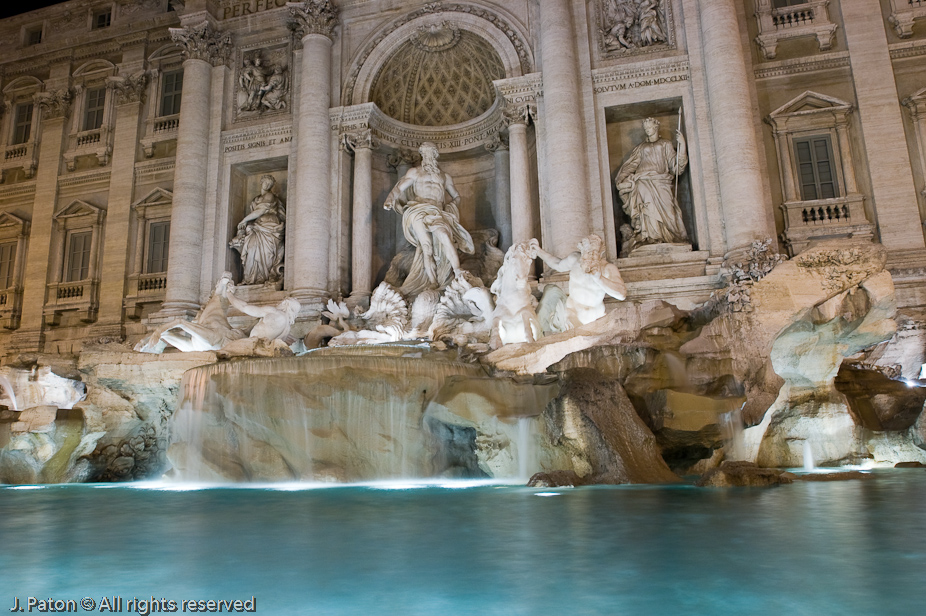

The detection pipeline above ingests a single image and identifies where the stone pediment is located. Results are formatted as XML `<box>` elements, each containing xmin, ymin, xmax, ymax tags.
<box><xmin>54</xmin><ymin>199</ymin><xmax>104</xmax><ymax>221</ymax></box>
<box><xmin>767</xmin><ymin>91</ymin><xmax>854</xmax><ymax>132</ymax></box>
<box><xmin>73</xmin><ymin>59</ymin><xmax>118</xmax><ymax>78</ymax></box>
<box><xmin>132</xmin><ymin>188</ymin><xmax>173</xmax><ymax>210</ymax></box>
<box><xmin>769</xmin><ymin>91</ymin><xmax>853</xmax><ymax>119</ymax></box>
<box><xmin>3</xmin><ymin>76</ymin><xmax>43</xmax><ymax>96</ymax></box>
<box><xmin>0</xmin><ymin>212</ymin><xmax>28</xmax><ymax>237</ymax></box>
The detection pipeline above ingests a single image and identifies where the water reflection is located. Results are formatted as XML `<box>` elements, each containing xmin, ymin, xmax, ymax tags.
<box><xmin>1</xmin><ymin>471</ymin><xmax>924</xmax><ymax>615</ymax></box>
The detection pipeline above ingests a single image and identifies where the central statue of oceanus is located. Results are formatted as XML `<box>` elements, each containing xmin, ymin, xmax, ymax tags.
<box><xmin>384</xmin><ymin>142</ymin><xmax>475</xmax><ymax>296</ymax></box>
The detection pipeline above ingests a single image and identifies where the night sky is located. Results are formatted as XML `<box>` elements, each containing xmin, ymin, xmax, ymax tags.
<box><xmin>1</xmin><ymin>2</ymin><xmax>72</xmax><ymax>21</ymax></box>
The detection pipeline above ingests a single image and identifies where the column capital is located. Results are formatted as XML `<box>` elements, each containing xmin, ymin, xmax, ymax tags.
<box><xmin>288</xmin><ymin>0</ymin><xmax>340</xmax><ymax>40</ymax></box>
<box><xmin>169</xmin><ymin>22</ymin><xmax>233</xmax><ymax>66</ymax></box>
<box><xmin>386</xmin><ymin>147</ymin><xmax>421</xmax><ymax>170</ymax></box>
<box><xmin>341</xmin><ymin>128</ymin><xmax>376</xmax><ymax>153</ymax></box>
<box><xmin>503</xmin><ymin>101</ymin><xmax>535</xmax><ymax>127</ymax></box>
<box><xmin>485</xmin><ymin>132</ymin><xmax>509</xmax><ymax>153</ymax></box>
<box><xmin>107</xmin><ymin>72</ymin><xmax>149</xmax><ymax>106</ymax></box>
<box><xmin>36</xmin><ymin>88</ymin><xmax>74</xmax><ymax>120</ymax></box>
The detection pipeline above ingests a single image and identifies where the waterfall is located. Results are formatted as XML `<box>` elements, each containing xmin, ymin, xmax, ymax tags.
<box><xmin>516</xmin><ymin>416</ymin><xmax>539</xmax><ymax>481</ymax></box>
<box><xmin>719</xmin><ymin>406</ymin><xmax>745</xmax><ymax>461</ymax></box>
<box><xmin>169</xmin><ymin>352</ymin><xmax>488</xmax><ymax>482</ymax></box>
<box><xmin>0</xmin><ymin>374</ymin><xmax>18</xmax><ymax>411</ymax></box>
<box><xmin>802</xmin><ymin>440</ymin><xmax>815</xmax><ymax>471</ymax></box>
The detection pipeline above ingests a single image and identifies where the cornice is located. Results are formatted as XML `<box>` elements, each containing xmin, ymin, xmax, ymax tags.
<box><xmin>754</xmin><ymin>51</ymin><xmax>850</xmax><ymax>80</ymax></box>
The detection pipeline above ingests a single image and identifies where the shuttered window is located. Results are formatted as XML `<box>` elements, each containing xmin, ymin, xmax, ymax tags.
<box><xmin>160</xmin><ymin>70</ymin><xmax>183</xmax><ymax>116</ymax></box>
<box><xmin>794</xmin><ymin>135</ymin><xmax>838</xmax><ymax>201</ymax></box>
<box><xmin>12</xmin><ymin>103</ymin><xmax>33</xmax><ymax>145</ymax></box>
<box><xmin>146</xmin><ymin>221</ymin><xmax>170</xmax><ymax>273</ymax></box>
<box><xmin>83</xmin><ymin>87</ymin><xmax>106</xmax><ymax>131</ymax></box>
<box><xmin>66</xmin><ymin>231</ymin><xmax>92</xmax><ymax>282</ymax></box>
<box><xmin>0</xmin><ymin>242</ymin><xmax>15</xmax><ymax>289</ymax></box>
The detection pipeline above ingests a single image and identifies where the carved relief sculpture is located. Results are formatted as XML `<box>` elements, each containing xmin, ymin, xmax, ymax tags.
<box><xmin>237</xmin><ymin>55</ymin><xmax>289</xmax><ymax>114</ymax></box>
<box><xmin>384</xmin><ymin>142</ymin><xmax>475</xmax><ymax>296</ymax></box>
<box><xmin>229</xmin><ymin>174</ymin><xmax>286</xmax><ymax>285</ymax></box>
<box><xmin>600</xmin><ymin>0</ymin><xmax>668</xmax><ymax>52</ymax></box>
<box><xmin>531</xmin><ymin>234</ymin><xmax>627</xmax><ymax>328</ymax></box>
<box><xmin>615</xmin><ymin>117</ymin><xmax>688</xmax><ymax>253</ymax></box>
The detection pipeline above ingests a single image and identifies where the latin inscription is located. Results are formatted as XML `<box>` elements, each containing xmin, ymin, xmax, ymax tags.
<box><xmin>224</xmin><ymin>135</ymin><xmax>291</xmax><ymax>153</ymax></box>
<box><xmin>594</xmin><ymin>73</ymin><xmax>689</xmax><ymax>94</ymax></box>
<box><xmin>222</xmin><ymin>0</ymin><xmax>289</xmax><ymax>19</ymax></box>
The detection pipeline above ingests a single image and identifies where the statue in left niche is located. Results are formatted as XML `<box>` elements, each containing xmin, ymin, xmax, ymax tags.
<box><xmin>229</xmin><ymin>174</ymin><xmax>286</xmax><ymax>285</ymax></box>
<box><xmin>238</xmin><ymin>55</ymin><xmax>289</xmax><ymax>113</ymax></box>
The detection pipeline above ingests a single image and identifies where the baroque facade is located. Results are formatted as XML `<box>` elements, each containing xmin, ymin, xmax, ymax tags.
<box><xmin>0</xmin><ymin>0</ymin><xmax>924</xmax><ymax>356</ymax></box>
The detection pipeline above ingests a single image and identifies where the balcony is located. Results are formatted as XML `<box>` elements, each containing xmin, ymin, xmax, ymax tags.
<box><xmin>780</xmin><ymin>194</ymin><xmax>873</xmax><ymax>254</ymax></box>
<box><xmin>0</xmin><ymin>141</ymin><xmax>37</xmax><ymax>180</ymax></box>
<box><xmin>124</xmin><ymin>272</ymin><xmax>168</xmax><ymax>319</ymax></box>
<box><xmin>44</xmin><ymin>280</ymin><xmax>99</xmax><ymax>325</ymax></box>
<box><xmin>754</xmin><ymin>0</ymin><xmax>838</xmax><ymax>60</ymax></box>
<box><xmin>141</xmin><ymin>114</ymin><xmax>180</xmax><ymax>158</ymax></box>
<box><xmin>889</xmin><ymin>0</ymin><xmax>926</xmax><ymax>37</ymax></box>
<box><xmin>0</xmin><ymin>286</ymin><xmax>23</xmax><ymax>329</ymax></box>
<box><xmin>64</xmin><ymin>127</ymin><xmax>112</xmax><ymax>171</ymax></box>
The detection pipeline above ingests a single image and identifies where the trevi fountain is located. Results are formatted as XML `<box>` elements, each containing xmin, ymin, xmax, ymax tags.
<box><xmin>1</xmin><ymin>0</ymin><xmax>925</xmax><ymax>613</ymax></box>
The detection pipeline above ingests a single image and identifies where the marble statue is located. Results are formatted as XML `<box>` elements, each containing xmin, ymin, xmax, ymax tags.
<box><xmin>615</xmin><ymin>117</ymin><xmax>688</xmax><ymax>253</ymax></box>
<box><xmin>229</xmin><ymin>174</ymin><xmax>285</xmax><ymax>285</ymax></box>
<box><xmin>384</xmin><ymin>142</ymin><xmax>475</xmax><ymax>296</ymax></box>
<box><xmin>224</xmin><ymin>284</ymin><xmax>300</xmax><ymax>343</ymax></box>
<box><xmin>259</xmin><ymin>66</ymin><xmax>288</xmax><ymax>111</ymax></box>
<box><xmin>531</xmin><ymin>234</ymin><xmax>627</xmax><ymax>327</ymax></box>
<box><xmin>328</xmin><ymin>282</ymin><xmax>410</xmax><ymax>346</ymax></box>
<box><xmin>490</xmin><ymin>241</ymin><xmax>541</xmax><ymax>349</ymax></box>
<box><xmin>134</xmin><ymin>273</ymin><xmax>245</xmax><ymax>353</ymax></box>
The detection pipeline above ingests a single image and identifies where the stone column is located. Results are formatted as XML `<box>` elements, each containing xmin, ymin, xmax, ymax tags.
<box><xmin>485</xmin><ymin>133</ymin><xmax>512</xmax><ymax>251</ymax></box>
<box><xmin>14</xmin><ymin>86</ymin><xmax>72</xmax><ymax>351</ymax></box>
<box><xmin>94</xmin><ymin>70</ymin><xmax>147</xmax><ymax>336</ymax></box>
<box><xmin>536</xmin><ymin>0</ymin><xmax>591</xmax><ymax>254</ymax></box>
<box><xmin>842</xmin><ymin>0</ymin><xmax>925</xmax><ymax>251</ymax></box>
<box><xmin>290</xmin><ymin>0</ymin><xmax>339</xmax><ymax>308</ymax></box>
<box><xmin>698</xmin><ymin>0</ymin><xmax>774</xmax><ymax>255</ymax></box>
<box><xmin>505</xmin><ymin>103</ymin><xmax>536</xmax><ymax>247</ymax></box>
<box><xmin>159</xmin><ymin>21</ymin><xmax>232</xmax><ymax>318</ymax></box>
<box><xmin>344</xmin><ymin>129</ymin><xmax>375</xmax><ymax>303</ymax></box>
<box><xmin>387</xmin><ymin>148</ymin><xmax>419</xmax><ymax>253</ymax></box>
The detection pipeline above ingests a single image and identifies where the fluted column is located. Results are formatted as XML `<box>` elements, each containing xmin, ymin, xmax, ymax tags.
<box><xmin>698</xmin><ymin>0</ymin><xmax>774</xmax><ymax>255</ymax></box>
<box><xmin>290</xmin><ymin>0</ymin><xmax>339</xmax><ymax>306</ymax></box>
<box><xmin>536</xmin><ymin>0</ymin><xmax>591</xmax><ymax>254</ymax></box>
<box><xmin>505</xmin><ymin>103</ymin><xmax>536</xmax><ymax>247</ymax></box>
<box><xmin>485</xmin><ymin>133</ymin><xmax>512</xmax><ymax>251</ymax></box>
<box><xmin>345</xmin><ymin>129</ymin><xmax>374</xmax><ymax>303</ymax></box>
<box><xmin>160</xmin><ymin>21</ymin><xmax>232</xmax><ymax>318</ymax></box>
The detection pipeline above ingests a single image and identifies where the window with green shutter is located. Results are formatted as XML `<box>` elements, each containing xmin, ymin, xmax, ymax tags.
<box><xmin>66</xmin><ymin>231</ymin><xmax>93</xmax><ymax>282</ymax></box>
<box><xmin>793</xmin><ymin>135</ymin><xmax>838</xmax><ymax>201</ymax></box>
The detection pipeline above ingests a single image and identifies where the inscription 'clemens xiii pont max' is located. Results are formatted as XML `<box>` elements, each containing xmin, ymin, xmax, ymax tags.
<box><xmin>222</xmin><ymin>0</ymin><xmax>289</xmax><ymax>19</ymax></box>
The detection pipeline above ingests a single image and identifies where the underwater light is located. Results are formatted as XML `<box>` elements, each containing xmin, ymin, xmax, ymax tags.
<box><xmin>534</xmin><ymin>492</ymin><xmax>561</xmax><ymax>497</ymax></box>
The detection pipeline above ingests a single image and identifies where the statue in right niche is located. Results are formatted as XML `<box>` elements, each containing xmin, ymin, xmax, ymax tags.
<box><xmin>615</xmin><ymin>117</ymin><xmax>688</xmax><ymax>254</ymax></box>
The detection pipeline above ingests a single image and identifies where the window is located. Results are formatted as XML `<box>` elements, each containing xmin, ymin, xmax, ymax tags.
<box><xmin>83</xmin><ymin>87</ymin><xmax>106</xmax><ymax>132</ymax></box>
<box><xmin>0</xmin><ymin>242</ymin><xmax>15</xmax><ymax>289</ymax></box>
<box><xmin>774</xmin><ymin>0</ymin><xmax>808</xmax><ymax>7</ymax></box>
<box><xmin>93</xmin><ymin>10</ymin><xmax>112</xmax><ymax>29</ymax></box>
<box><xmin>25</xmin><ymin>26</ymin><xmax>42</xmax><ymax>46</ymax></box>
<box><xmin>66</xmin><ymin>231</ymin><xmax>92</xmax><ymax>282</ymax></box>
<box><xmin>160</xmin><ymin>70</ymin><xmax>183</xmax><ymax>117</ymax></box>
<box><xmin>12</xmin><ymin>103</ymin><xmax>33</xmax><ymax>145</ymax></box>
<box><xmin>794</xmin><ymin>136</ymin><xmax>838</xmax><ymax>201</ymax></box>
<box><xmin>146</xmin><ymin>221</ymin><xmax>170</xmax><ymax>273</ymax></box>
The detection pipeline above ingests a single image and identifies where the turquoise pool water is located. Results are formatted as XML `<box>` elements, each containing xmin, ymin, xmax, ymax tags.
<box><xmin>1</xmin><ymin>471</ymin><xmax>925</xmax><ymax>615</ymax></box>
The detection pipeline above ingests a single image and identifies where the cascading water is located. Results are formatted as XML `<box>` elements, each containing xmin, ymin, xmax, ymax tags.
<box><xmin>802</xmin><ymin>440</ymin><xmax>815</xmax><ymax>471</ymax></box>
<box><xmin>719</xmin><ymin>406</ymin><xmax>745</xmax><ymax>461</ymax></box>
<box><xmin>0</xmin><ymin>374</ymin><xmax>18</xmax><ymax>411</ymax></box>
<box><xmin>170</xmin><ymin>349</ymin><xmax>500</xmax><ymax>482</ymax></box>
<box><xmin>517</xmin><ymin>416</ymin><xmax>540</xmax><ymax>480</ymax></box>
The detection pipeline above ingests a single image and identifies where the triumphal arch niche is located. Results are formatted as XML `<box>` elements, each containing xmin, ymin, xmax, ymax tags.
<box><xmin>331</xmin><ymin>7</ymin><xmax>540</xmax><ymax>305</ymax></box>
